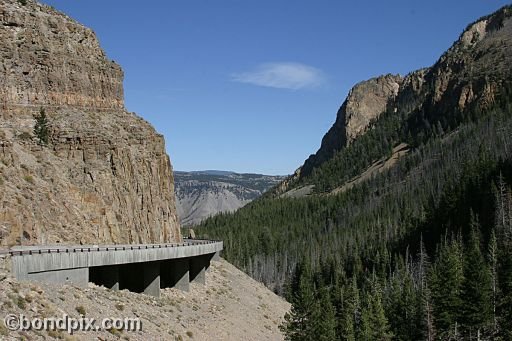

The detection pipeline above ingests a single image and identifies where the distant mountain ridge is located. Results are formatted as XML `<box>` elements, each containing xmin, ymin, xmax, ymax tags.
<box><xmin>174</xmin><ymin>171</ymin><xmax>286</xmax><ymax>226</ymax></box>
<box><xmin>187</xmin><ymin>170</ymin><xmax>236</xmax><ymax>176</ymax></box>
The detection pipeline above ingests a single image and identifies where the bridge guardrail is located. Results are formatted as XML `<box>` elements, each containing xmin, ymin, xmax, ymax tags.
<box><xmin>0</xmin><ymin>239</ymin><xmax>222</xmax><ymax>257</ymax></box>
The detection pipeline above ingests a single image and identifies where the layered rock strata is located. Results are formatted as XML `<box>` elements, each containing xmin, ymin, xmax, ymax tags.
<box><xmin>0</xmin><ymin>0</ymin><xmax>181</xmax><ymax>245</ymax></box>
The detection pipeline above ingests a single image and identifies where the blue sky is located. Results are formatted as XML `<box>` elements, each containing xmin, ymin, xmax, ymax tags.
<box><xmin>42</xmin><ymin>0</ymin><xmax>510</xmax><ymax>175</ymax></box>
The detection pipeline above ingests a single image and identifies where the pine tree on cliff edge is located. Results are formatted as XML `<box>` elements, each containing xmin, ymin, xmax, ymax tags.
<box><xmin>33</xmin><ymin>108</ymin><xmax>49</xmax><ymax>146</ymax></box>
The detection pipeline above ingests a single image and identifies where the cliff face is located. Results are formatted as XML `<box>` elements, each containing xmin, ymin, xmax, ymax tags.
<box><xmin>298</xmin><ymin>6</ymin><xmax>512</xmax><ymax>181</ymax></box>
<box><xmin>0</xmin><ymin>0</ymin><xmax>123</xmax><ymax>112</ymax></box>
<box><xmin>301</xmin><ymin>74</ymin><xmax>402</xmax><ymax>176</ymax></box>
<box><xmin>175</xmin><ymin>171</ymin><xmax>285</xmax><ymax>226</ymax></box>
<box><xmin>0</xmin><ymin>0</ymin><xmax>181</xmax><ymax>245</ymax></box>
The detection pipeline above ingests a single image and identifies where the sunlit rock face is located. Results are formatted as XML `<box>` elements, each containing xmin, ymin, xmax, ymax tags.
<box><xmin>299</xmin><ymin>7</ymin><xmax>512</xmax><ymax>180</ymax></box>
<box><xmin>0</xmin><ymin>0</ymin><xmax>181</xmax><ymax>246</ymax></box>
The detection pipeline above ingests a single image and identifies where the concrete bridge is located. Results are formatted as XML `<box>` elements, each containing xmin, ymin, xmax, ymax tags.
<box><xmin>2</xmin><ymin>239</ymin><xmax>223</xmax><ymax>297</ymax></box>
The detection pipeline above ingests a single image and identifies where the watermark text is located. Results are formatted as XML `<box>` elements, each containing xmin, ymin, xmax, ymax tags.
<box><xmin>4</xmin><ymin>313</ymin><xmax>142</xmax><ymax>334</ymax></box>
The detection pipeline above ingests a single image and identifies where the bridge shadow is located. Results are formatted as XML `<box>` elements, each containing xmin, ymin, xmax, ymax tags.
<box><xmin>89</xmin><ymin>253</ymin><xmax>216</xmax><ymax>296</ymax></box>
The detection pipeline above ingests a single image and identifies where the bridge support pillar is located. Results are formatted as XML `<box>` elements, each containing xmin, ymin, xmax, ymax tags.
<box><xmin>212</xmin><ymin>251</ymin><xmax>221</xmax><ymax>262</ymax></box>
<box><xmin>190</xmin><ymin>254</ymin><xmax>211</xmax><ymax>285</ymax></box>
<box><xmin>161</xmin><ymin>258</ymin><xmax>190</xmax><ymax>292</ymax></box>
<box><xmin>110</xmin><ymin>266</ymin><xmax>120</xmax><ymax>291</ymax></box>
<box><xmin>89</xmin><ymin>265</ymin><xmax>119</xmax><ymax>291</ymax></box>
<box><xmin>172</xmin><ymin>258</ymin><xmax>190</xmax><ymax>292</ymax></box>
<box><xmin>143</xmin><ymin>261</ymin><xmax>160</xmax><ymax>297</ymax></box>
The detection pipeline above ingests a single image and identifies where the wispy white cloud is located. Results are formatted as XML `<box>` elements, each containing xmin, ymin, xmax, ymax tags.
<box><xmin>231</xmin><ymin>62</ymin><xmax>326</xmax><ymax>90</ymax></box>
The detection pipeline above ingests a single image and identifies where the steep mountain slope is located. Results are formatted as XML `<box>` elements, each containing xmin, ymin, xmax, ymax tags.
<box><xmin>199</xmin><ymin>4</ymin><xmax>512</xmax><ymax>321</ymax></box>
<box><xmin>0</xmin><ymin>0</ymin><xmax>181</xmax><ymax>245</ymax></box>
<box><xmin>0</xmin><ymin>257</ymin><xmax>290</xmax><ymax>340</ymax></box>
<box><xmin>175</xmin><ymin>171</ymin><xmax>285</xmax><ymax>226</ymax></box>
<box><xmin>300</xmin><ymin>74</ymin><xmax>403</xmax><ymax>179</ymax></box>
<box><xmin>275</xmin><ymin>8</ymin><xmax>512</xmax><ymax>196</ymax></box>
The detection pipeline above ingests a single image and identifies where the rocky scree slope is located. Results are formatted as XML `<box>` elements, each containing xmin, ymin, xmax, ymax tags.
<box><xmin>175</xmin><ymin>171</ymin><xmax>285</xmax><ymax>226</ymax></box>
<box><xmin>0</xmin><ymin>257</ymin><xmax>290</xmax><ymax>340</ymax></box>
<box><xmin>0</xmin><ymin>0</ymin><xmax>181</xmax><ymax>245</ymax></box>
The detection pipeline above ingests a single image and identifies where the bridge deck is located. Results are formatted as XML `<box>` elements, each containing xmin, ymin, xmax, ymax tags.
<box><xmin>0</xmin><ymin>239</ymin><xmax>219</xmax><ymax>256</ymax></box>
<box><xmin>5</xmin><ymin>239</ymin><xmax>223</xmax><ymax>297</ymax></box>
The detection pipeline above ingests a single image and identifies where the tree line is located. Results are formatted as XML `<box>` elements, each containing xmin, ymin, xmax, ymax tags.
<box><xmin>198</xmin><ymin>75</ymin><xmax>512</xmax><ymax>340</ymax></box>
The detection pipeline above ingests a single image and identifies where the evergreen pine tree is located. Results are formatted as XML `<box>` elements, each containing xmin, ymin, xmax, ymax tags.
<box><xmin>339</xmin><ymin>276</ymin><xmax>359</xmax><ymax>341</ymax></box>
<box><xmin>461</xmin><ymin>212</ymin><xmax>492</xmax><ymax>337</ymax></box>
<box><xmin>495</xmin><ymin>177</ymin><xmax>512</xmax><ymax>339</ymax></box>
<box><xmin>360</xmin><ymin>301</ymin><xmax>373</xmax><ymax>341</ymax></box>
<box><xmin>385</xmin><ymin>263</ymin><xmax>420</xmax><ymax>341</ymax></box>
<box><xmin>359</xmin><ymin>279</ymin><xmax>392</xmax><ymax>341</ymax></box>
<box><xmin>280</xmin><ymin>261</ymin><xmax>317</xmax><ymax>341</ymax></box>
<box><xmin>422</xmin><ymin>283</ymin><xmax>436</xmax><ymax>341</ymax></box>
<box><xmin>488</xmin><ymin>229</ymin><xmax>498</xmax><ymax>338</ymax></box>
<box><xmin>341</xmin><ymin>309</ymin><xmax>357</xmax><ymax>341</ymax></box>
<box><xmin>33</xmin><ymin>108</ymin><xmax>50</xmax><ymax>145</ymax></box>
<box><xmin>418</xmin><ymin>237</ymin><xmax>436</xmax><ymax>341</ymax></box>
<box><xmin>312</xmin><ymin>286</ymin><xmax>336</xmax><ymax>341</ymax></box>
<box><xmin>430</xmin><ymin>236</ymin><xmax>464</xmax><ymax>337</ymax></box>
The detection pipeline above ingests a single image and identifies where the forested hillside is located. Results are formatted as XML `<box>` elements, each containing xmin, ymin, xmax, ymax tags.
<box><xmin>199</xmin><ymin>6</ymin><xmax>512</xmax><ymax>339</ymax></box>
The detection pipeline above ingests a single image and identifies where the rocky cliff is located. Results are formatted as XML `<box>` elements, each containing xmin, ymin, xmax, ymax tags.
<box><xmin>296</xmin><ymin>6</ymin><xmax>512</xmax><ymax>182</ymax></box>
<box><xmin>301</xmin><ymin>74</ymin><xmax>402</xmax><ymax>176</ymax></box>
<box><xmin>0</xmin><ymin>0</ymin><xmax>123</xmax><ymax>113</ymax></box>
<box><xmin>175</xmin><ymin>171</ymin><xmax>285</xmax><ymax>226</ymax></box>
<box><xmin>0</xmin><ymin>0</ymin><xmax>181</xmax><ymax>245</ymax></box>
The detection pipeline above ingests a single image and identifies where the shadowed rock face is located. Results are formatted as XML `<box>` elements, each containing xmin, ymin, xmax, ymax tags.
<box><xmin>0</xmin><ymin>0</ymin><xmax>181</xmax><ymax>245</ymax></box>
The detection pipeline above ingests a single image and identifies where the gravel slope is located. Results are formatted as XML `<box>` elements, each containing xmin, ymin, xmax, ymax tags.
<box><xmin>0</xmin><ymin>258</ymin><xmax>290</xmax><ymax>340</ymax></box>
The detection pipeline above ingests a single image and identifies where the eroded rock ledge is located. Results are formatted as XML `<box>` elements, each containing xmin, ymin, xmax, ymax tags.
<box><xmin>0</xmin><ymin>0</ymin><xmax>181</xmax><ymax>245</ymax></box>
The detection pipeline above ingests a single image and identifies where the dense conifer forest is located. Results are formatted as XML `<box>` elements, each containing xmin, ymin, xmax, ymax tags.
<box><xmin>198</xmin><ymin>7</ymin><xmax>512</xmax><ymax>339</ymax></box>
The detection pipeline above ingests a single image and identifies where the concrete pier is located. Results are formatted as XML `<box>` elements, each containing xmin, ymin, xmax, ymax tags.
<box><xmin>143</xmin><ymin>261</ymin><xmax>161</xmax><ymax>298</ymax></box>
<box><xmin>9</xmin><ymin>239</ymin><xmax>223</xmax><ymax>297</ymax></box>
<box><xmin>90</xmin><ymin>265</ymin><xmax>119</xmax><ymax>290</ymax></box>
<box><xmin>162</xmin><ymin>258</ymin><xmax>190</xmax><ymax>292</ymax></box>
<box><xmin>190</xmin><ymin>254</ymin><xmax>212</xmax><ymax>285</ymax></box>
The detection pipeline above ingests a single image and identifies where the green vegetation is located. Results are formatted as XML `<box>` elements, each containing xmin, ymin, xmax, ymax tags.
<box><xmin>75</xmin><ymin>305</ymin><xmax>86</xmax><ymax>316</ymax></box>
<box><xmin>107</xmin><ymin>327</ymin><xmax>122</xmax><ymax>337</ymax></box>
<box><xmin>199</xmin><ymin>75</ymin><xmax>512</xmax><ymax>339</ymax></box>
<box><xmin>17</xmin><ymin>131</ymin><xmax>32</xmax><ymax>140</ymax></box>
<box><xmin>33</xmin><ymin>108</ymin><xmax>50</xmax><ymax>145</ymax></box>
<box><xmin>277</xmin><ymin>182</ymin><xmax>512</xmax><ymax>340</ymax></box>
<box><xmin>303</xmin><ymin>107</ymin><xmax>402</xmax><ymax>193</ymax></box>
<box><xmin>23</xmin><ymin>175</ymin><xmax>34</xmax><ymax>184</ymax></box>
<box><xmin>8</xmin><ymin>293</ymin><xmax>26</xmax><ymax>309</ymax></box>
<box><xmin>0</xmin><ymin>321</ymin><xmax>7</xmax><ymax>336</ymax></box>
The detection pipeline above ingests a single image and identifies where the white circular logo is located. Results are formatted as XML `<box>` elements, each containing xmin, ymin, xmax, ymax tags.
<box><xmin>4</xmin><ymin>314</ymin><xmax>20</xmax><ymax>331</ymax></box>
